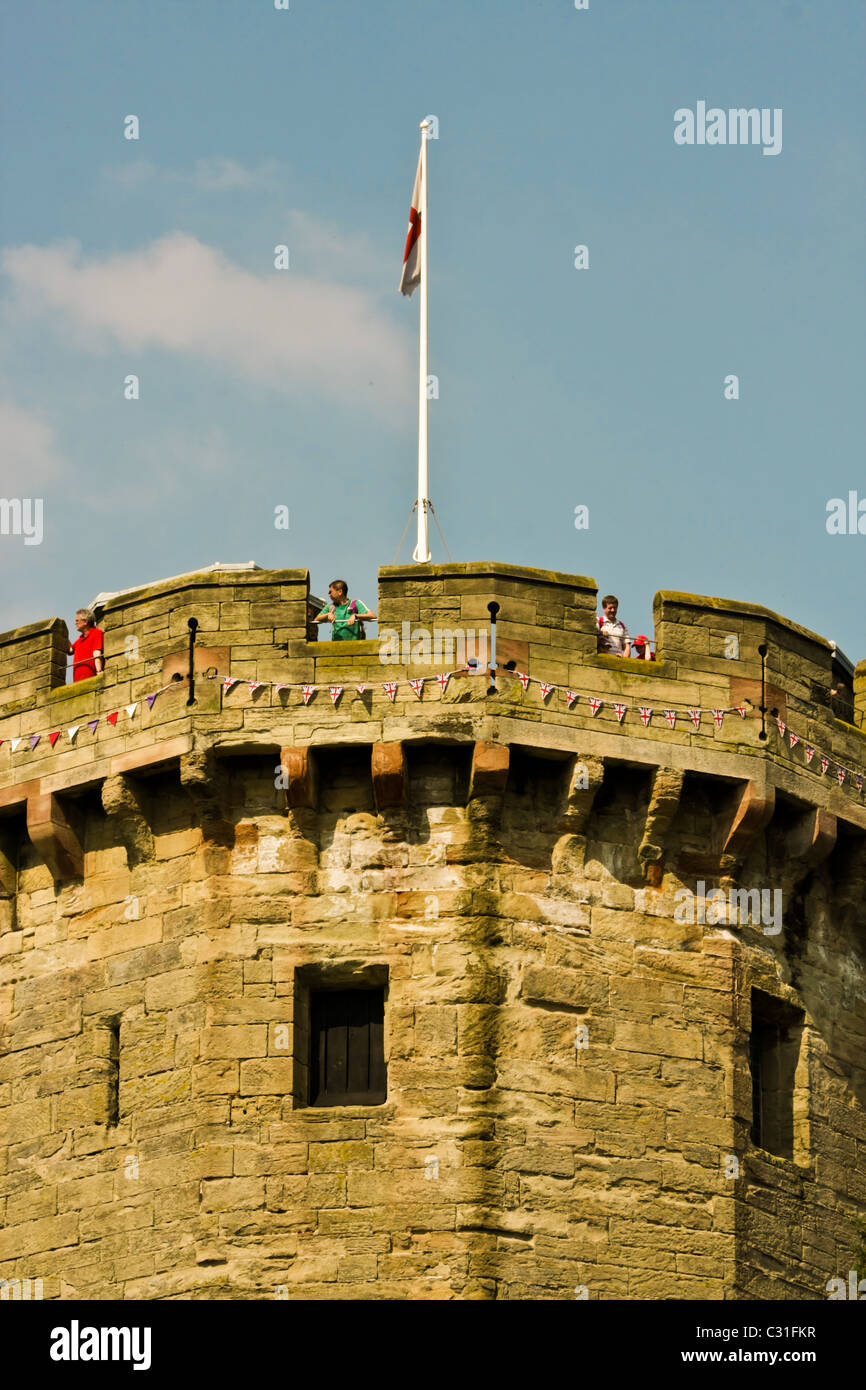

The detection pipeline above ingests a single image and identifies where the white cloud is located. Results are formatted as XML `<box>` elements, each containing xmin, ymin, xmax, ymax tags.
<box><xmin>0</xmin><ymin>399</ymin><xmax>68</xmax><ymax>491</ymax></box>
<box><xmin>102</xmin><ymin>156</ymin><xmax>284</xmax><ymax>193</ymax></box>
<box><xmin>2</xmin><ymin>232</ymin><xmax>412</xmax><ymax>413</ymax></box>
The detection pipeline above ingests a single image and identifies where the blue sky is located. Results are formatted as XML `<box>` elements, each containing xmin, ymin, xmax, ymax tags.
<box><xmin>1</xmin><ymin>0</ymin><xmax>864</xmax><ymax>660</ymax></box>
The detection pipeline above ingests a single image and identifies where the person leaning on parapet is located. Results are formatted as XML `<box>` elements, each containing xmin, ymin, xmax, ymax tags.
<box><xmin>597</xmin><ymin>594</ymin><xmax>631</xmax><ymax>658</ymax></box>
<box><xmin>313</xmin><ymin>580</ymin><xmax>377</xmax><ymax>641</ymax></box>
<box><xmin>69</xmin><ymin>608</ymin><xmax>104</xmax><ymax>681</ymax></box>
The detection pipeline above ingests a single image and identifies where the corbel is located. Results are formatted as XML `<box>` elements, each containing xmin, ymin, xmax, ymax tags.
<box><xmin>180</xmin><ymin>747</ymin><xmax>231</xmax><ymax>841</ymax></box>
<box><xmin>718</xmin><ymin>779</ymin><xmax>776</xmax><ymax>886</ymax></box>
<box><xmin>26</xmin><ymin>790</ymin><xmax>84</xmax><ymax>883</ymax></box>
<box><xmin>551</xmin><ymin>754</ymin><xmax>605</xmax><ymax>875</ymax></box>
<box><xmin>101</xmin><ymin>773</ymin><xmax>154</xmax><ymax>868</ymax></box>
<box><xmin>638</xmin><ymin>767</ymin><xmax>685</xmax><ymax>886</ymax></box>
<box><xmin>372</xmin><ymin>741</ymin><xmax>406</xmax><ymax>812</ymax></box>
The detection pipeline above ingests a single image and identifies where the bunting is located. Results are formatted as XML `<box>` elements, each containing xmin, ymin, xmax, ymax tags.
<box><xmin>613</xmin><ymin>702</ymin><xmax>627</xmax><ymax>724</ymax></box>
<box><xmin>409</xmin><ymin>678</ymin><xmax>424</xmax><ymax>699</ymax></box>
<box><xmin>688</xmin><ymin>709</ymin><xmax>701</xmax><ymax>729</ymax></box>
<box><xmin>329</xmin><ymin>686</ymin><xmax>343</xmax><ymax>706</ymax></box>
<box><xmin>639</xmin><ymin>706</ymin><xmax>652</xmax><ymax>727</ymax></box>
<box><xmin>565</xmin><ymin>690</ymin><xmax>579</xmax><ymax>709</ymax></box>
<box><xmin>383</xmin><ymin>681</ymin><xmax>398</xmax><ymax>702</ymax></box>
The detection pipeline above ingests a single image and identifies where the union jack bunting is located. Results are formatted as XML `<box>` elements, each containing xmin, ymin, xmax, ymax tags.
<box><xmin>712</xmin><ymin>709</ymin><xmax>724</xmax><ymax>729</ymax></box>
<box><xmin>565</xmin><ymin>690</ymin><xmax>579</xmax><ymax>709</ymax></box>
<box><xmin>301</xmin><ymin>685</ymin><xmax>315</xmax><ymax>705</ymax></box>
<box><xmin>539</xmin><ymin>682</ymin><xmax>554</xmax><ymax>701</ymax></box>
<box><xmin>735</xmin><ymin>706</ymin><xmax>747</xmax><ymax>718</ymax></box>
<box><xmin>274</xmin><ymin>684</ymin><xmax>288</xmax><ymax>695</ymax></box>
<box><xmin>436</xmin><ymin>673</ymin><xmax>450</xmax><ymax>691</ymax></box>
<box><xmin>355</xmin><ymin>684</ymin><xmax>367</xmax><ymax>695</ymax></box>
<box><xmin>789</xmin><ymin>731</ymin><xmax>799</xmax><ymax>749</ymax></box>
<box><xmin>516</xmin><ymin>672</ymin><xmax>531</xmax><ymax>691</ymax></box>
<box><xmin>589</xmin><ymin>697</ymin><xmax>602</xmax><ymax>716</ymax></box>
<box><xmin>856</xmin><ymin>775</ymin><xmax>863</xmax><ymax>793</ymax></box>
<box><xmin>613</xmin><ymin>702</ymin><xmax>627</xmax><ymax>723</ymax></box>
<box><xmin>776</xmin><ymin>719</ymin><xmax>786</xmax><ymax>738</ymax></box>
<box><xmin>639</xmin><ymin>707</ymin><xmax>652</xmax><ymax>727</ymax></box>
<box><xmin>383</xmin><ymin>681</ymin><xmax>398</xmax><ymax>702</ymax></box>
<box><xmin>329</xmin><ymin>686</ymin><xmax>343</xmax><ymax>706</ymax></box>
<box><xmin>820</xmin><ymin>755</ymin><xmax>830</xmax><ymax>775</ymax></box>
<box><xmin>223</xmin><ymin>677</ymin><xmax>239</xmax><ymax>691</ymax></box>
<box><xmin>249</xmin><ymin>681</ymin><xmax>262</xmax><ymax>694</ymax></box>
<box><xmin>409</xmin><ymin>678</ymin><xmax>424</xmax><ymax>699</ymax></box>
<box><xmin>836</xmin><ymin>767</ymin><xmax>847</xmax><ymax>785</ymax></box>
<box><xmin>804</xmin><ymin>745</ymin><xmax>815</xmax><ymax>763</ymax></box>
<box><xmin>688</xmin><ymin>709</ymin><xmax>701</xmax><ymax>729</ymax></box>
<box><xmin>664</xmin><ymin>710</ymin><xmax>677</xmax><ymax>729</ymax></box>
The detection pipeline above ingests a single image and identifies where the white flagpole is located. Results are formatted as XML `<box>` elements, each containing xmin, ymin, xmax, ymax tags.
<box><xmin>412</xmin><ymin>119</ymin><xmax>431</xmax><ymax>563</ymax></box>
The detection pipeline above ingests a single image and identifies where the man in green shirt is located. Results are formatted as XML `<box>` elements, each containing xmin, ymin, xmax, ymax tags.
<box><xmin>314</xmin><ymin>579</ymin><xmax>377</xmax><ymax>641</ymax></box>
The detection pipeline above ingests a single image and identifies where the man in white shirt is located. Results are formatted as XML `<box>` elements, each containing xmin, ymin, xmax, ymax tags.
<box><xmin>597</xmin><ymin>594</ymin><xmax>631</xmax><ymax>657</ymax></box>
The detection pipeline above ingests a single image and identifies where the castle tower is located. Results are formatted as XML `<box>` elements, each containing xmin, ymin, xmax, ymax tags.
<box><xmin>0</xmin><ymin>562</ymin><xmax>864</xmax><ymax>1299</ymax></box>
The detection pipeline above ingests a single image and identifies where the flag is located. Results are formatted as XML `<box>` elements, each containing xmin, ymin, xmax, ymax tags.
<box><xmin>67</xmin><ymin>727</ymin><xmax>79</xmax><ymax>743</ymax></box>
<box><xmin>565</xmin><ymin>690</ymin><xmax>578</xmax><ymax>709</ymax></box>
<box><xmin>789</xmin><ymin>731</ymin><xmax>799</xmax><ymax>749</ymax></box>
<box><xmin>301</xmin><ymin>685</ymin><xmax>315</xmax><ymax>705</ymax></box>
<box><xmin>399</xmin><ymin>151</ymin><xmax>423</xmax><ymax>296</ymax></box>
<box><xmin>49</xmin><ymin>731</ymin><xmax>60</xmax><ymax>747</ymax></box>
<box><xmin>329</xmin><ymin>686</ymin><xmax>343</xmax><ymax>706</ymax></box>
<box><xmin>107</xmin><ymin>712</ymin><xmax>118</xmax><ymax>727</ymax></box>
<box><xmin>125</xmin><ymin>703</ymin><xmax>138</xmax><ymax>719</ymax></box>
<box><xmin>664</xmin><ymin>710</ymin><xmax>677</xmax><ymax>729</ymax></box>
<box><xmin>516</xmin><ymin>672</ymin><xmax>531</xmax><ymax>691</ymax></box>
<box><xmin>223</xmin><ymin>677</ymin><xmax>238</xmax><ymax>692</ymax></box>
<box><xmin>539</xmin><ymin>682</ymin><xmax>554</xmax><ymax>701</ymax></box>
<box><xmin>856</xmin><ymin>774</ymin><xmax>863</xmax><ymax>793</ymax></box>
<box><xmin>436</xmin><ymin>673</ymin><xmax>450</xmax><ymax>692</ymax></box>
<box><xmin>804</xmin><ymin>745</ymin><xmax>815</xmax><ymax>764</ymax></box>
<box><xmin>820</xmin><ymin>755</ymin><xmax>829</xmax><ymax>775</ymax></box>
<box><xmin>88</xmin><ymin>719</ymin><xmax>99</xmax><ymax>733</ymax></box>
<box><xmin>383</xmin><ymin>681</ymin><xmax>398</xmax><ymax>702</ymax></box>
<box><xmin>639</xmin><ymin>706</ymin><xmax>653</xmax><ymax>727</ymax></box>
<box><xmin>712</xmin><ymin>709</ymin><xmax>724</xmax><ymax>729</ymax></box>
<box><xmin>355</xmin><ymin>684</ymin><xmax>367</xmax><ymax>696</ymax></box>
<box><xmin>688</xmin><ymin>709</ymin><xmax>701</xmax><ymax>729</ymax></box>
<box><xmin>145</xmin><ymin>693</ymin><xmax>158</xmax><ymax>709</ymax></box>
<box><xmin>10</xmin><ymin>737</ymin><xmax>21</xmax><ymax>752</ymax></box>
<box><xmin>613</xmin><ymin>702</ymin><xmax>627</xmax><ymax>723</ymax></box>
<box><xmin>837</xmin><ymin>766</ymin><xmax>847</xmax><ymax>785</ymax></box>
<box><xmin>735</xmin><ymin>705</ymin><xmax>747</xmax><ymax>718</ymax></box>
<box><xmin>249</xmin><ymin>681</ymin><xmax>262</xmax><ymax>695</ymax></box>
<box><xmin>589</xmin><ymin>698</ymin><xmax>602</xmax><ymax>716</ymax></box>
<box><xmin>29</xmin><ymin>734</ymin><xmax>40</xmax><ymax>750</ymax></box>
<box><xmin>409</xmin><ymin>678</ymin><xmax>424</xmax><ymax>699</ymax></box>
<box><xmin>776</xmin><ymin>719</ymin><xmax>786</xmax><ymax>738</ymax></box>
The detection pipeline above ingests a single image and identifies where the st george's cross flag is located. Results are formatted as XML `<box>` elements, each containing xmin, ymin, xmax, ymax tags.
<box><xmin>399</xmin><ymin>152</ymin><xmax>423</xmax><ymax>296</ymax></box>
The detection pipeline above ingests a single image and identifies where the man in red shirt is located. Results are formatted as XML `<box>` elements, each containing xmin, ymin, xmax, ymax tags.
<box><xmin>69</xmin><ymin>608</ymin><xmax>104</xmax><ymax>682</ymax></box>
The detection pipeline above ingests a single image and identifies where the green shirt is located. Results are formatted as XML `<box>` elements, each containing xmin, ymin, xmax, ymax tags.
<box><xmin>317</xmin><ymin>598</ymin><xmax>370</xmax><ymax>640</ymax></box>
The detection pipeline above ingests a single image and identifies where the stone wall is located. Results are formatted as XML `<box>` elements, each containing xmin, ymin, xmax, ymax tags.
<box><xmin>0</xmin><ymin>562</ymin><xmax>864</xmax><ymax>1299</ymax></box>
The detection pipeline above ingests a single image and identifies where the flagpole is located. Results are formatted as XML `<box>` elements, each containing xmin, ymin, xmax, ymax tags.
<box><xmin>413</xmin><ymin>119</ymin><xmax>431</xmax><ymax>563</ymax></box>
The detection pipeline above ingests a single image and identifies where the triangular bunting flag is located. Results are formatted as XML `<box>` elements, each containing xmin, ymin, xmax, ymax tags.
<box><xmin>688</xmin><ymin>709</ymin><xmax>701</xmax><ymax>729</ymax></box>
<box><xmin>639</xmin><ymin>706</ymin><xmax>652</xmax><ymax>727</ymax></box>
<box><xmin>10</xmin><ymin>737</ymin><xmax>21</xmax><ymax>752</ymax></box>
<box><xmin>856</xmin><ymin>774</ymin><xmax>863</xmax><ymax>793</ymax></box>
<box><xmin>409</xmin><ymin>678</ymin><xmax>424</xmax><ymax>699</ymax></box>
<box><xmin>67</xmin><ymin>727</ymin><xmax>79</xmax><ymax>743</ymax></box>
<box><xmin>836</xmin><ymin>766</ymin><xmax>847</xmax><ymax>785</ymax></box>
<box><xmin>776</xmin><ymin>719</ymin><xmax>786</xmax><ymax>738</ymax></box>
<box><xmin>88</xmin><ymin>719</ymin><xmax>99</xmax><ymax>733</ymax></box>
<box><xmin>383</xmin><ymin>681</ymin><xmax>398</xmax><ymax>702</ymax></box>
<box><xmin>329</xmin><ymin>686</ymin><xmax>343</xmax><ymax>706</ymax></box>
<box><xmin>565</xmin><ymin>690</ymin><xmax>578</xmax><ymax>709</ymax></box>
<box><xmin>29</xmin><ymin>735</ymin><xmax>40</xmax><ymax>750</ymax></box>
<box><xmin>301</xmin><ymin>685</ymin><xmax>315</xmax><ymax>705</ymax></box>
<box><xmin>107</xmin><ymin>712</ymin><xmax>119</xmax><ymax>726</ymax></box>
<box><xmin>613</xmin><ymin>702</ymin><xmax>627</xmax><ymax>723</ymax></box>
<box><xmin>820</xmin><ymin>755</ymin><xmax>830</xmax><ymax>775</ymax></box>
<box><xmin>223</xmin><ymin>677</ymin><xmax>238</xmax><ymax>691</ymax></box>
<box><xmin>804</xmin><ymin>745</ymin><xmax>815</xmax><ymax>764</ymax></box>
<box><xmin>125</xmin><ymin>704</ymin><xmax>138</xmax><ymax>719</ymax></box>
<box><xmin>516</xmin><ymin>672</ymin><xmax>531</xmax><ymax>691</ymax></box>
<box><xmin>49</xmin><ymin>731</ymin><xmax>60</xmax><ymax>748</ymax></box>
<box><xmin>789</xmin><ymin>731</ymin><xmax>799</xmax><ymax>749</ymax></box>
<box><xmin>589</xmin><ymin>698</ymin><xmax>602</xmax><ymax>716</ymax></box>
<box><xmin>712</xmin><ymin>709</ymin><xmax>724</xmax><ymax>729</ymax></box>
<box><xmin>249</xmin><ymin>681</ymin><xmax>262</xmax><ymax>695</ymax></box>
<box><xmin>735</xmin><ymin>706</ymin><xmax>747</xmax><ymax>718</ymax></box>
<box><xmin>355</xmin><ymin>684</ymin><xmax>367</xmax><ymax>696</ymax></box>
<box><xmin>539</xmin><ymin>682</ymin><xmax>554</xmax><ymax>701</ymax></box>
<box><xmin>145</xmin><ymin>694</ymin><xmax>158</xmax><ymax>709</ymax></box>
<box><xmin>436</xmin><ymin>673</ymin><xmax>450</xmax><ymax>692</ymax></box>
<box><xmin>664</xmin><ymin>710</ymin><xmax>677</xmax><ymax>729</ymax></box>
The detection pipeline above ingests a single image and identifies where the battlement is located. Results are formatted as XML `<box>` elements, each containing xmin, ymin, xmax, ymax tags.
<box><xmin>0</xmin><ymin>561</ymin><xmax>864</xmax><ymax>834</ymax></box>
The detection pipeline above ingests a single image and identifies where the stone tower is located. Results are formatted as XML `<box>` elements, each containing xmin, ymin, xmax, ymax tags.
<box><xmin>0</xmin><ymin>561</ymin><xmax>864</xmax><ymax>1300</ymax></box>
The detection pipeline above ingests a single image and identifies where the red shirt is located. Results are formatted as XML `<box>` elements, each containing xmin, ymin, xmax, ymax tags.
<box><xmin>71</xmin><ymin>627</ymin><xmax>104</xmax><ymax>681</ymax></box>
